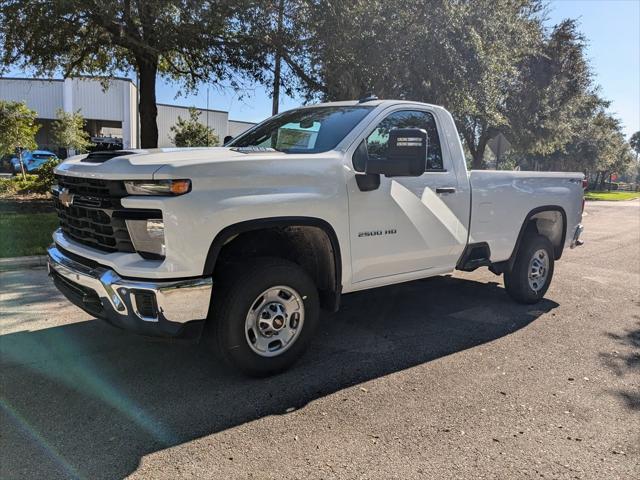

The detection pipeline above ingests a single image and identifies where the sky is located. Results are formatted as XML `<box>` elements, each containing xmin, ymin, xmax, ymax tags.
<box><xmin>4</xmin><ymin>0</ymin><xmax>639</xmax><ymax>139</ymax></box>
<box><xmin>543</xmin><ymin>0</ymin><xmax>640</xmax><ymax>139</ymax></box>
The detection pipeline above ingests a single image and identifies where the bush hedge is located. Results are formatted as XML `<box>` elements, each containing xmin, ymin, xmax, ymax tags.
<box><xmin>0</xmin><ymin>159</ymin><xmax>59</xmax><ymax>196</ymax></box>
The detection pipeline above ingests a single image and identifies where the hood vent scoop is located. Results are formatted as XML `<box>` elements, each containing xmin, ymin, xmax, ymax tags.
<box><xmin>82</xmin><ymin>150</ymin><xmax>137</xmax><ymax>163</ymax></box>
<box><xmin>230</xmin><ymin>146</ymin><xmax>278</xmax><ymax>154</ymax></box>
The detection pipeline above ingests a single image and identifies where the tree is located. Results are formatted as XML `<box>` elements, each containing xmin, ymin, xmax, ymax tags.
<box><xmin>505</xmin><ymin>20</ymin><xmax>595</xmax><ymax>164</ymax></box>
<box><xmin>0</xmin><ymin>100</ymin><xmax>40</xmax><ymax>179</ymax></box>
<box><xmin>293</xmin><ymin>1</ymin><xmax>610</xmax><ymax>171</ymax></box>
<box><xmin>300</xmin><ymin>0</ymin><xmax>549</xmax><ymax>169</ymax></box>
<box><xmin>630</xmin><ymin>131</ymin><xmax>640</xmax><ymax>161</ymax></box>
<box><xmin>1</xmin><ymin>1</ymin><xmax>269</xmax><ymax>148</ymax></box>
<box><xmin>551</xmin><ymin>110</ymin><xmax>635</xmax><ymax>189</ymax></box>
<box><xmin>51</xmin><ymin>109</ymin><xmax>93</xmax><ymax>156</ymax></box>
<box><xmin>233</xmin><ymin>0</ymin><xmax>320</xmax><ymax>114</ymax></box>
<box><xmin>170</xmin><ymin>108</ymin><xmax>219</xmax><ymax>147</ymax></box>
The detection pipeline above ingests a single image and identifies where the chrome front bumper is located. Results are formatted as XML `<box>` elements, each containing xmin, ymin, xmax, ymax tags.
<box><xmin>47</xmin><ymin>245</ymin><xmax>212</xmax><ymax>336</ymax></box>
<box><xmin>570</xmin><ymin>224</ymin><xmax>584</xmax><ymax>248</ymax></box>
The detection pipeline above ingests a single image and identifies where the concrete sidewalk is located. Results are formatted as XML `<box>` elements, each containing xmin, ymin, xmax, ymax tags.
<box><xmin>0</xmin><ymin>255</ymin><xmax>47</xmax><ymax>271</ymax></box>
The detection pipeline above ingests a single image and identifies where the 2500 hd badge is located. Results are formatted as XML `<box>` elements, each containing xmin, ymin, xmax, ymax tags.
<box><xmin>358</xmin><ymin>229</ymin><xmax>397</xmax><ymax>237</ymax></box>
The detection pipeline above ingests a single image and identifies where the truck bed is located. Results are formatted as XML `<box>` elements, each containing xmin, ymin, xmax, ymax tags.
<box><xmin>468</xmin><ymin>170</ymin><xmax>584</xmax><ymax>262</ymax></box>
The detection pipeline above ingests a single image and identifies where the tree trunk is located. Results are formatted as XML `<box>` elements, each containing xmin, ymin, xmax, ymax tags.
<box><xmin>471</xmin><ymin>142</ymin><xmax>486</xmax><ymax>169</ymax></box>
<box><xmin>271</xmin><ymin>0</ymin><xmax>285</xmax><ymax>116</ymax></box>
<box><xmin>272</xmin><ymin>54</ymin><xmax>282</xmax><ymax>116</ymax></box>
<box><xmin>599</xmin><ymin>171</ymin><xmax>608</xmax><ymax>190</ymax></box>
<box><xmin>137</xmin><ymin>56</ymin><xmax>159</xmax><ymax>148</ymax></box>
<box><xmin>18</xmin><ymin>150</ymin><xmax>26</xmax><ymax>180</ymax></box>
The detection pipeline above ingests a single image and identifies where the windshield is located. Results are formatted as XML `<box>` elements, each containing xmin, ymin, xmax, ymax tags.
<box><xmin>228</xmin><ymin>106</ymin><xmax>374</xmax><ymax>153</ymax></box>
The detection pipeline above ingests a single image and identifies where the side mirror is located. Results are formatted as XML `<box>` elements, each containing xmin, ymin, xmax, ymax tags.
<box><xmin>366</xmin><ymin>128</ymin><xmax>427</xmax><ymax>177</ymax></box>
<box><xmin>223</xmin><ymin>135</ymin><xmax>234</xmax><ymax>145</ymax></box>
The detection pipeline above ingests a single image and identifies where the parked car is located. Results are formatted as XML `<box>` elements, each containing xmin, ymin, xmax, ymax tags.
<box><xmin>11</xmin><ymin>150</ymin><xmax>59</xmax><ymax>174</ymax></box>
<box><xmin>48</xmin><ymin>98</ymin><xmax>585</xmax><ymax>376</ymax></box>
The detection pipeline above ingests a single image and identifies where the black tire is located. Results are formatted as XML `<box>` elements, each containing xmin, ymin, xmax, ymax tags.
<box><xmin>208</xmin><ymin>257</ymin><xmax>320</xmax><ymax>377</ymax></box>
<box><xmin>504</xmin><ymin>234</ymin><xmax>555</xmax><ymax>304</ymax></box>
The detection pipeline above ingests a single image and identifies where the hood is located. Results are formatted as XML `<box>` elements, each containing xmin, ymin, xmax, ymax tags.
<box><xmin>54</xmin><ymin>147</ymin><xmax>283</xmax><ymax>180</ymax></box>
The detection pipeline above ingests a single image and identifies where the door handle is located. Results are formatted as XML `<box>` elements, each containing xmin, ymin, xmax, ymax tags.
<box><xmin>436</xmin><ymin>187</ymin><xmax>456</xmax><ymax>194</ymax></box>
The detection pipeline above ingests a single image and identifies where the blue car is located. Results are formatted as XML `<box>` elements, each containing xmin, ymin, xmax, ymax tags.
<box><xmin>11</xmin><ymin>150</ymin><xmax>59</xmax><ymax>174</ymax></box>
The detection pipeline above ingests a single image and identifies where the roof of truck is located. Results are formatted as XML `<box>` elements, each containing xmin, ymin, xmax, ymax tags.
<box><xmin>301</xmin><ymin>99</ymin><xmax>444</xmax><ymax>110</ymax></box>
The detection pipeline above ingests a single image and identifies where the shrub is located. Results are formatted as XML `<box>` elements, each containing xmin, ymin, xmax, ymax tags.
<box><xmin>170</xmin><ymin>107</ymin><xmax>219</xmax><ymax>147</ymax></box>
<box><xmin>0</xmin><ymin>159</ymin><xmax>59</xmax><ymax>196</ymax></box>
<box><xmin>32</xmin><ymin>159</ymin><xmax>59</xmax><ymax>193</ymax></box>
<box><xmin>0</xmin><ymin>178</ymin><xmax>13</xmax><ymax>195</ymax></box>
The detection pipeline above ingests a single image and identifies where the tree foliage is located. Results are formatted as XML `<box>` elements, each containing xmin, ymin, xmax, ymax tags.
<box><xmin>2</xmin><ymin>0</ymin><xmax>635</xmax><ymax>178</ymax></box>
<box><xmin>285</xmin><ymin>0</ymin><xmax>634</xmax><ymax>175</ymax></box>
<box><xmin>0</xmin><ymin>100</ymin><xmax>40</xmax><ymax>179</ymax></box>
<box><xmin>0</xmin><ymin>100</ymin><xmax>39</xmax><ymax>156</ymax></box>
<box><xmin>0</xmin><ymin>0</ymin><xmax>269</xmax><ymax>148</ymax></box>
<box><xmin>52</xmin><ymin>109</ymin><xmax>93</xmax><ymax>154</ymax></box>
<box><xmin>300</xmin><ymin>0</ymin><xmax>547</xmax><ymax>168</ymax></box>
<box><xmin>170</xmin><ymin>108</ymin><xmax>219</xmax><ymax>147</ymax></box>
<box><xmin>630</xmin><ymin>131</ymin><xmax>640</xmax><ymax>157</ymax></box>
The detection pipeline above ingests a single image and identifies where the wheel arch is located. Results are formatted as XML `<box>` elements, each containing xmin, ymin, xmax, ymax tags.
<box><xmin>508</xmin><ymin>205</ymin><xmax>567</xmax><ymax>267</ymax></box>
<box><xmin>203</xmin><ymin>217</ymin><xmax>343</xmax><ymax>311</ymax></box>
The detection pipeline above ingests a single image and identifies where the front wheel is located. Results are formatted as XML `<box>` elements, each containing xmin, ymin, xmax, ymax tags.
<box><xmin>504</xmin><ymin>234</ymin><xmax>555</xmax><ymax>304</ymax></box>
<box><xmin>208</xmin><ymin>257</ymin><xmax>320</xmax><ymax>377</ymax></box>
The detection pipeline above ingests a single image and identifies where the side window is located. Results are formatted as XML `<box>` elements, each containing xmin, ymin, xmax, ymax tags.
<box><xmin>365</xmin><ymin>110</ymin><xmax>444</xmax><ymax>171</ymax></box>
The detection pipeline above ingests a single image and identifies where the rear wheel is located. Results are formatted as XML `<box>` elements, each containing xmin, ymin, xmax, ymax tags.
<box><xmin>504</xmin><ymin>234</ymin><xmax>555</xmax><ymax>304</ymax></box>
<box><xmin>208</xmin><ymin>257</ymin><xmax>320</xmax><ymax>376</ymax></box>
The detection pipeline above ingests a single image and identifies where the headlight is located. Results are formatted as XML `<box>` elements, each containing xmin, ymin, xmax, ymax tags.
<box><xmin>124</xmin><ymin>179</ymin><xmax>191</xmax><ymax>196</ymax></box>
<box><xmin>125</xmin><ymin>218</ymin><xmax>165</xmax><ymax>259</ymax></box>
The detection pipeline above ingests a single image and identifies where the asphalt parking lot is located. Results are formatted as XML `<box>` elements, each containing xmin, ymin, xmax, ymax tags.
<box><xmin>1</xmin><ymin>200</ymin><xmax>638</xmax><ymax>480</ymax></box>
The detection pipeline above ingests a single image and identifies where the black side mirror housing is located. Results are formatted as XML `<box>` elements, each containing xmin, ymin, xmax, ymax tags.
<box><xmin>223</xmin><ymin>135</ymin><xmax>234</xmax><ymax>145</ymax></box>
<box><xmin>365</xmin><ymin>128</ymin><xmax>427</xmax><ymax>177</ymax></box>
<box><xmin>352</xmin><ymin>140</ymin><xmax>380</xmax><ymax>191</ymax></box>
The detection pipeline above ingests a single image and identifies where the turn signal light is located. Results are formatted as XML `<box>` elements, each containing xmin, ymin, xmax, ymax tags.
<box><xmin>169</xmin><ymin>179</ymin><xmax>191</xmax><ymax>195</ymax></box>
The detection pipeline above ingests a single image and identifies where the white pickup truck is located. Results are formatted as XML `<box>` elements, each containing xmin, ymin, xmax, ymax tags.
<box><xmin>48</xmin><ymin>98</ymin><xmax>585</xmax><ymax>376</ymax></box>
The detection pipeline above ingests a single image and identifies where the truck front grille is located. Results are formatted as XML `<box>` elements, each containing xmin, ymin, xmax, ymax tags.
<box><xmin>53</xmin><ymin>175</ymin><xmax>151</xmax><ymax>254</ymax></box>
<box><xmin>54</xmin><ymin>199</ymin><xmax>135</xmax><ymax>252</ymax></box>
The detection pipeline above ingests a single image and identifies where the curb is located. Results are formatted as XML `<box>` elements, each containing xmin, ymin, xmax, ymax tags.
<box><xmin>0</xmin><ymin>255</ymin><xmax>48</xmax><ymax>272</ymax></box>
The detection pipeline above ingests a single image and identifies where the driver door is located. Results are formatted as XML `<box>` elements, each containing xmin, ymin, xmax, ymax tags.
<box><xmin>347</xmin><ymin>109</ymin><xmax>469</xmax><ymax>285</ymax></box>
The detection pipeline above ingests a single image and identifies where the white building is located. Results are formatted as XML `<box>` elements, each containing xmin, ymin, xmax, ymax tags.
<box><xmin>0</xmin><ymin>76</ymin><xmax>255</xmax><ymax>152</ymax></box>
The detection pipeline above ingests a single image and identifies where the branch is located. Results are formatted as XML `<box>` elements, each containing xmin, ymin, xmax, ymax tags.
<box><xmin>63</xmin><ymin>42</ymin><xmax>94</xmax><ymax>77</ymax></box>
<box><xmin>279</xmin><ymin>50</ymin><xmax>326</xmax><ymax>93</ymax></box>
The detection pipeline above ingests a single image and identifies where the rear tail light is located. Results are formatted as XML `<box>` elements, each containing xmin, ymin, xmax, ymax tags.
<box><xmin>582</xmin><ymin>178</ymin><xmax>588</xmax><ymax>190</ymax></box>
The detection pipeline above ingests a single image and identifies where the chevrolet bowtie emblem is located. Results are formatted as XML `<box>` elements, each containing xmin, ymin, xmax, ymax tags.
<box><xmin>59</xmin><ymin>188</ymin><xmax>75</xmax><ymax>208</ymax></box>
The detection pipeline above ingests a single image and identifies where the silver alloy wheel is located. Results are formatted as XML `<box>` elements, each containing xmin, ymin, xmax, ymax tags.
<box><xmin>244</xmin><ymin>285</ymin><xmax>305</xmax><ymax>357</ymax></box>
<box><xmin>528</xmin><ymin>249</ymin><xmax>549</xmax><ymax>292</ymax></box>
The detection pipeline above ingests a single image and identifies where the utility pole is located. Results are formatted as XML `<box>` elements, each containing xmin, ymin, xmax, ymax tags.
<box><xmin>272</xmin><ymin>0</ymin><xmax>285</xmax><ymax>116</ymax></box>
<box><xmin>206</xmin><ymin>87</ymin><xmax>210</xmax><ymax>147</ymax></box>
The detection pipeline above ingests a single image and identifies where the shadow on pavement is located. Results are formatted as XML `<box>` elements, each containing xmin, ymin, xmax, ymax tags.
<box><xmin>601</xmin><ymin>314</ymin><xmax>640</xmax><ymax>412</ymax></box>
<box><xmin>0</xmin><ymin>275</ymin><xmax>557</xmax><ymax>479</ymax></box>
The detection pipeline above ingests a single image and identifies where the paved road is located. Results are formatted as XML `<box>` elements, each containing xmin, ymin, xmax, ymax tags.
<box><xmin>1</xmin><ymin>201</ymin><xmax>638</xmax><ymax>480</ymax></box>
